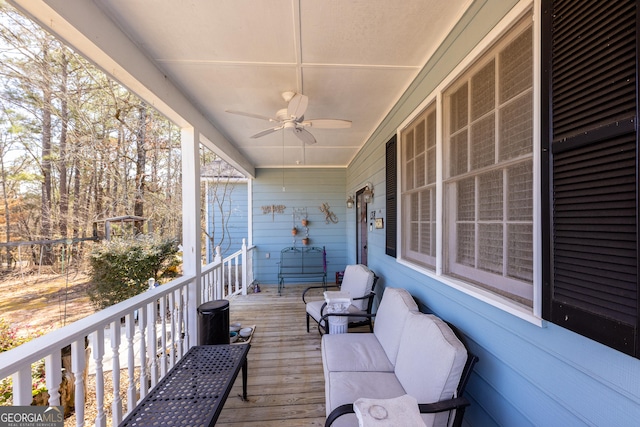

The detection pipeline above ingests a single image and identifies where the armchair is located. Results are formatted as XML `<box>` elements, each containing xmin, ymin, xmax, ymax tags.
<box><xmin>302</xmin><ymin>264</ymin><xmax>377</xmax><ymax>334</ymax></box>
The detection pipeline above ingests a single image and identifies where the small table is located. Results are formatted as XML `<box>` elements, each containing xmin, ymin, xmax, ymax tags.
<box><xmin>323</xmin><ymin>291</ymin><xmax>352</xmax><ymax>334</ymax></box>
<box><xmin>119</xmin><ymin>344</ymin><xmax>250</xmax><ymax>427</ymax></box>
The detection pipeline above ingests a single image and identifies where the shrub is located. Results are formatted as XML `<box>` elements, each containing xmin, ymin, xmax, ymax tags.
<box><xmin>0</xmin><ymin>318</ymin><xmax>44</xmax><ymax>405</ymax></box>
<box><xmin>88</xmin><ymin>236</ymin><xmax>180</xmax><ymax>310</ymax></box>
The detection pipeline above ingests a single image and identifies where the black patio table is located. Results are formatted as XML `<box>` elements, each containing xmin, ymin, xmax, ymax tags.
<box><xmin>119</xmin><ymin>344</ymin><xmax>250</xmax><ymax>427</ymax></box>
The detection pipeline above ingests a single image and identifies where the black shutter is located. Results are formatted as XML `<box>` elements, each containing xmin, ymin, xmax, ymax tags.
<box><xmin>542</xmin><ymin>0</ymin><xmax>639</xmax><ymax>357</ymax></box>
<box><xmin>386</xmin><ymin>135</ymin><xmax>397</xmax><ymax>258</ymax></box>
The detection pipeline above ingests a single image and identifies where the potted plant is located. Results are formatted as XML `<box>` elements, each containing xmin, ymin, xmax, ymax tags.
<box><xmin>291</xmin><ymin>227</ymin><xmax>298</xmax><ymax>236</ymax></box>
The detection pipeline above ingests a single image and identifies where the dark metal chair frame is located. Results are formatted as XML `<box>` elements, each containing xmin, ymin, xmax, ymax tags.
<box><xmin>303</xmin><ymin>274</ymin><xmax>379</xmax><ymax>335</ymax></box>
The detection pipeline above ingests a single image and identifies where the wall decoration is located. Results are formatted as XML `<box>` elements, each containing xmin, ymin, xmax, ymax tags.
<box><xmin>319</xmin><ymin>202</ymin><xmax>338</xmax><ymax>224</ymax></box>
<box><xmin>262</xmin><ymin>204</ymin><xmax>286</xmax><ymax>221</ymax></box>
<box><xmin>292</xmin><ymin>207</ymin><xmax>309</xmax><ymax>245</ymax></box>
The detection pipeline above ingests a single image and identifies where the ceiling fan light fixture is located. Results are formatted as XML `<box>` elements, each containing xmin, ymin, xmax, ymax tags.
<box><xmin>226</xmin><ymin>92</ymin><xmax>351</xmax><ymax>145</ymax></box>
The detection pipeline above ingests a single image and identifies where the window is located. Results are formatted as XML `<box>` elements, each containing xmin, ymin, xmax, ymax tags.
<box><xmin>398</xmin><ymin>13</ymin><xmax>534</xmax><ymax>309</ymax></box>
<box><xmin>443</xmin><ymin>20</ymin><xmax>533</xmax><ymax>306</ymax></box>
<box><xmin>401</xmin><ymin>104</ymin><xmax>437</xmax><ymax>268</ymax></box>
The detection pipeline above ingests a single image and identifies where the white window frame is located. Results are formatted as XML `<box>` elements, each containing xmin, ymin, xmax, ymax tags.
<box><xmin>396</xmin><ymin>0</ymin><xmax>543</xmax><ymax>325</ymax></box>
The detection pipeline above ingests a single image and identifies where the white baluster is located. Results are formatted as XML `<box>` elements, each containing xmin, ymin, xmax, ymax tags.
<box><xmin>138</xmin><ymin>307</ymin><xmax>148</xmax><ymax>398</ymax></box>
<box><xmin>125</xmin><ymin>313</ymin><xmax>136</xmax><ymax>411</ymax></box>
<box><xmin>45</xmin><ymin>352</ymin><xmax>62</xmax><ymax>406</ymax></box>
<box><xmin>159</xmin><ymin>295</ymin><xmax>168</xmax><ymax>377</ymax></box>
<box><xmin>91</xmin><ymin>329</ymin><xmax>106</xmax><ymax>427</ymax></box>
<box><xmin>242</xmin><ymin>238</ymin><xmax>248</xmax><ymax>295</ymax></box>
<box><xmin>71</xmin><ymin>338</ymin><xmax>86</xmax><ymax>427</ymax></box>
<box><xmin>174</xmin><ymin>288</ymin><xmax>183</xmax><ymax>358</ymax></box>
<box><xmin>215</xmin><ymin>246</ymin><xmax>222</xmax><ymax>299</ymax></box>
<box><xmin>11</xmin><ymin>366</ymin><xmax>32</xmax><ymax>405</ymax></box>
<box><xmin>110</xmin><ymin>320</ymin><xmax>123</xmax><ymax>424</ymax></box>
<box><xmin>182</xmin><ymin>286</ymin><xmax>190</xmax><ymax>348</ymax></box>
<box><xmin>169</xmin><ymin>291</ymin><xmax>177</xmax><ymax>368</ymax></box>
<box><xmin>146</xmin><ymin>301</ymin><xmax>158</xmax><ymax>388</ymax></box>
<box><xmin>234</xmin><ymin>257</ymin><xmax>239</xmax><ymax>294</ymax></box>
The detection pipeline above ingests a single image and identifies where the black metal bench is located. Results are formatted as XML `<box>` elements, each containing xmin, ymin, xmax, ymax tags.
<box><xmin>278</xmin><ymin>246</ymin><xmax>326</xmax><ymax>295</ymax></box>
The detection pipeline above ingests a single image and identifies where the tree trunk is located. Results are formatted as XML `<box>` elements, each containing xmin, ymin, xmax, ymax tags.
<box><xmin>134</xmin><ymin>102</ymin><xmax>147</xmax><ymax>234</ymax></box>
<box><xmin>0</xmin><ymin>142</ymin><xmax>12</xmax><ymax>269</ymax></box>
<box><xmin>40</xmin><ymin>79</ymin><xmax>54</xmax><ymax>265</ymax></box>
<box><xmin>58</xmin><ymin>51</ymin><xmax>69</xmax><ymax>238</ymax></box>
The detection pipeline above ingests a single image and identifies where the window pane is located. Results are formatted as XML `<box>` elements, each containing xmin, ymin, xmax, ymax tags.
<box><xmin>420</xmin><ymin>190</ymin><xmax>432</xmax><ymax>255</ymax></box>
<box><xmin>507</xmin><ymin>223</ymin><xmax>532</xmax><ymax>282</ymax></box>
<box><xmin>471</xmin><ymin>113</ymin><xmax>496</xmax><ymax>170</ymax></box>
<box><xmin>427</xmin><ymin>148</ymin><xmax>436</xmax><ymax>184</ymax></box>
<box><xmin>450</xmin><ymin>83</ymin><xmax>468</xmax><ymax>133</ymax></box>
<box><xmin>500</xmin><ymin>28</ymin><xmax>532</xmax><ymax>103</ymax></box>
<box><xmin>479</xmin><ymin>170</ymin><xmax>503</xmax><ymax>221</ymax></box>
<box><xmin>457</xmin><ymin>223</ymin><xmax>475</xmax><ymax>267</ymax></box>
<box><xmin>405</xmin><ymin>130</ymin><xmax>414</xmax><ymax>159</ymax></box>
<box><xmin>508</xmin><ymin>161</ymin><xmax>533</xmax><ymax>221</ymax></box>
<box><xmin>427</xmin><ymin>110</ymin><xmax>436</xmax><ymax>149</ymax></box>
<box><xmin>410</xmin><ymin>192</ymin><xmax>419</xmax><ymax>251</ymax></box>
<box><xmin>500</xmin><ymin>92</ymin><xmax>533</xmax><ymax>160</ymax></box>
<box><xmin>405</xmin><ymin>160</ymin><xmax>414</xmax><ymax>191</ymax></box>
<box><xmin>427</xmin><ymin>111</ymin><xmax>437</xmax><ymax>184</ymax></box>
<box><xmin>450</xmin><ymin>132</ymin><xmax>468</xmax><ymax>176</ymax></box>
<box><xmin>416</xmin><ymin>153</ymin><xmax>426</xmax><ymax>187</ymax></box>
<box><xmin>478</xmin><ymin>223</ymin><xmax>503</xmax><ymax>274</ymax></box>
<box><xmin>457</xmin><ymin>178</ymin><xmax>475</xmax><ymax>221</ymax></box>
<box><xmin>471</xmin><ymin>60</ymin><xmax>495</xmax><ymax>120</ymax></box>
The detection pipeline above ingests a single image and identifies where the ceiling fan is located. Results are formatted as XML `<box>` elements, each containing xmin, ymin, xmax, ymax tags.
<box><xmin>225</xmin><ymin>91</ymin><xmax>351</xmax><ymax>144</ymax></box>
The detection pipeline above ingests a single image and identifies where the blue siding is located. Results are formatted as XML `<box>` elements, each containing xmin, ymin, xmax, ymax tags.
<box><xmin>206</xmin><ymin>181</ymin><xmax>248</xmax><ymax>261</ymax></box>
<box><xmin>253</xmin><ymin>168</ymin><xmax>348</xmax><ymax>286</ymax></box>
<box><xmin>345</xmin><ymin>0</ymin><xmax>640</xmax><ymax>426</ymax></box>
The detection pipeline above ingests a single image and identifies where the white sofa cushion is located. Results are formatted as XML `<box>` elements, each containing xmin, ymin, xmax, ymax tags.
<box><xmin>394</xmin><ymin>312</ymin><xmax>468</xmax><ymax>427</ymax></box>
<box><xmin>322</xmin><ymin>333</ymin><xmax>394</xmax><ymax>374</ymax></box>
<box><xmin>373</xmin><ymin>287</ymin><xmax>419</xmax><ymax>365</ymax></box>
<box><xmin>340</xmin><ymin>264</ymin><xmax>375</xmax><ymax>311</ymax></box>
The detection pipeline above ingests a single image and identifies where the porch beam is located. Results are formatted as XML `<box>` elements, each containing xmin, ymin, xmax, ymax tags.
<box><xmin>7</xmin><ymin>0</ymin><xmax>255</xmax><ymax>179</ymax></box>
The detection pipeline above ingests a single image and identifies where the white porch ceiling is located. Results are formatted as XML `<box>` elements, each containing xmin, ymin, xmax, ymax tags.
<box><xmin>10</xmin><ymin>0</ymin><xmax>470</xmax><ymax>172</ymax></box>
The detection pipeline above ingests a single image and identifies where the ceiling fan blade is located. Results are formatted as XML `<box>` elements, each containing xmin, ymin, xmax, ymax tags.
<box><xmin>251</xmin><ymin>126</ymin><xmax>283</xmax><ymax>138</ymax></box>
<box><xmin>287</xmin><ymin>93</ymin><xmax>308</xmax><ymax>119</ymax></box>
<box><xmin>293</xmin><ymin>128</ymin><xmax>317</xmax><ymax>145</ymax></box>
<box><xmin>225</xmin><ymin>110</ymin><xmax>277</xmax><ymax>122</ymax></box>
<box><xmin>301</xmin><ymin>119</ymin><xmax>352</xmax><ymax>129</ymax></box>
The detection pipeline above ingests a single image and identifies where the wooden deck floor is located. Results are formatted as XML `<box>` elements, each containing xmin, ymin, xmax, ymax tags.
<box><xmin>216</xmin><ymin>283</ymin><xmax>330</xmax><ymax>427</ymax></box>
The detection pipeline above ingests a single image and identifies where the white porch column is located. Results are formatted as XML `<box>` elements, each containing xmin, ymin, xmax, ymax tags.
<box><xmin>181</xmin><ymin>127</ymin><xmax>202</xmax><ymax>348</ymax></box>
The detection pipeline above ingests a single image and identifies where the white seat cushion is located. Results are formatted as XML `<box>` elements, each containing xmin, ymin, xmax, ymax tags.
<box><xmin>340</xmin><ymin>264</ymin><xmax>375</xmax><ymax>311</ymax></box>
<box><xmin>373</xmin><ymin>288</ymin><xmax>419</xmax><ymax>366</ymax></box>
<box><xmin>322</xmin><ymin>333</ymin><xmax>394</xmax><ymax>374</ymax></box>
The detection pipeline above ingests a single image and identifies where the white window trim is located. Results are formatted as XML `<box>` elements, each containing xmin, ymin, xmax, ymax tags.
<box><xmin>396</xmin><ymin>0</ymin><xmax>544</xmax><ymax>326</ymax></box>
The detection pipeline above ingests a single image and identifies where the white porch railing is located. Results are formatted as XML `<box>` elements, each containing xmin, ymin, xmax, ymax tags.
<box><xmin>201</xmin><ymin>239</ymin><xmax>255</xmax><ymax>302</ymax></box>
<box><xmin>0</xmin><ymin>239</ymin><xmax>255</xmax><ymax>427</ymax></box>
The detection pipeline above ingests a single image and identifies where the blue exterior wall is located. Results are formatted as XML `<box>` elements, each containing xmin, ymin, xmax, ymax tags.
<box><xmin>206</xmin><ymin>180</ymin><xmax>248</xmax><ymax>261</ymax></box>
<box><xmin>252</xmin><ymin>168</ymin><xmax>348</xmax><ymax>286</ymax></box>
<box><xmin>344</xmin><ymin>0</ymin><xmax>640</xmax><ymax>426</ymax></box>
